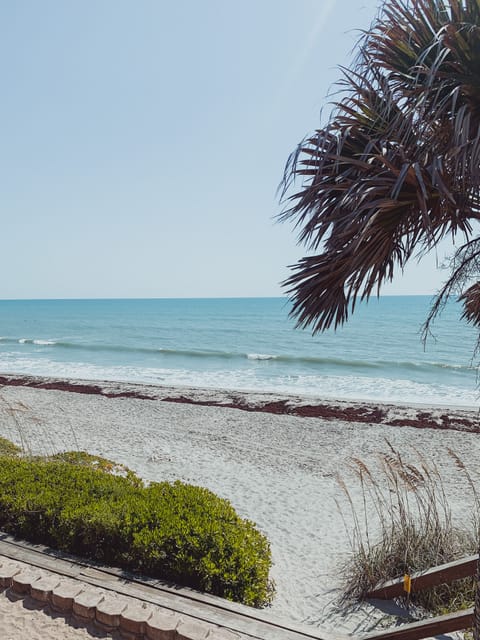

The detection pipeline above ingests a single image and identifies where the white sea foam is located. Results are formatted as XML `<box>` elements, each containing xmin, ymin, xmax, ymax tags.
<box><xmin>247</xmin><ymin>353</ymin><xmax>276</xmax><ymax>360</ymax></box>
<box><xmin>0</xmin><ymin>353</ymin><xmax>477</xmax><ymax>408</ymax></box>
<box><xmin>18</xmin><ymin>338</ymin><xmax>56</xmax><ymax>345</ymax></box>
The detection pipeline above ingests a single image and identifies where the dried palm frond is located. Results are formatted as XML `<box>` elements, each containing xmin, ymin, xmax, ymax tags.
<box><xmin>280</xmin><ymin>0</ymin><xmax>480</xmax><ymax>333</ymax></box>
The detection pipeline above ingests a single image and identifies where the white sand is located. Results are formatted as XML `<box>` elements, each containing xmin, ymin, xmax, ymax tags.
<box><xmin>0</xmin><ymin>590</ymin><xmax>119</xmax><ymax>640</ymax></box>
<box><xmin>0</xmin><ymin>378</ymin><xmax>478</xmax><ymax>636</ymax></box>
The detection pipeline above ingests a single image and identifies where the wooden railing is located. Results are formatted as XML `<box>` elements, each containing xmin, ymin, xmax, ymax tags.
<box><xmin>362</xmin><ymin>609</ymin><xmax>473</xmax><ymax>640</ymax></box>
<box><xmin>362</xmin><ymin>554</ymin><xmax>478</xmax><ymax>640</ymax></box>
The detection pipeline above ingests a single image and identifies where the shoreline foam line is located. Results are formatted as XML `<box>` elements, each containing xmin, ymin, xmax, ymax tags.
<box><xmin>0</xmin><ymin>373</ymin><xmax>477</xmax><ymax>433</ymax></box>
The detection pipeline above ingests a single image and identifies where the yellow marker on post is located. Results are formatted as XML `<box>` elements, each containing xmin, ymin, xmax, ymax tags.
<box><xmin>403</xmin><ymin>574</ymin><xmax>412</xmax><ymax>594</ymax></box>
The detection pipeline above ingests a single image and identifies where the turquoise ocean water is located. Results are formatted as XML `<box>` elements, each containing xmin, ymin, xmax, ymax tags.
<box><xmin>0</xmin><ymin>296</ymin><xmax>477</xmax><ymax>407</ymax></box>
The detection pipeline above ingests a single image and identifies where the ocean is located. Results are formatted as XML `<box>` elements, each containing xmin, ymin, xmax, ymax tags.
<box><xmin>0</xmin><ymin>296</ymin><xmax>477</xmax><ymax>407</ymax></box>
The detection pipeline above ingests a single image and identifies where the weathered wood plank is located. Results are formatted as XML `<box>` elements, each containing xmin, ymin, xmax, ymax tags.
<box><xmin>367</xmin><ymin>555</ymin><xmax>478</xmax><ymax>600</ymax></box>
<box><xmin>361</xmin><ymin>608</ymin><xmax>473</xmax><ymax>640</ymax></box>
<box><xmin>0</xmin><ymin>533</ymin><xmax>343</xmax><ymax>640</ymax></box>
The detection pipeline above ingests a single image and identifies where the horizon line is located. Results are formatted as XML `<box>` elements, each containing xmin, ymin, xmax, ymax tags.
<box><xmin>0</xmin><ymin>293</ymin><xmax>437</xmax><ymax>302</ymax></box>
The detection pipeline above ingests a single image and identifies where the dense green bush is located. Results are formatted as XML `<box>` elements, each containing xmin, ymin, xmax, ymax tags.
<box><xmin>0</xmin><ymin>436</ymin><xmax>21</xmax><ymax>457</ymax></box>
<box><xmin>0</xmin><ymin>456</ymin><xmax>273</xmax><ymax>607</ymax></box>
<box><xmin>43</xmin><ymin>450</ymin><xmax>142</xmax><ymax>486</ymax></box>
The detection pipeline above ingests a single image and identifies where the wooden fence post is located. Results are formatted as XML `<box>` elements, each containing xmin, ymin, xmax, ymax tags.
<box><xmin>474</xmin><ymin>548</ymin><xmax>480</xmax><ymax>640</ymax></box>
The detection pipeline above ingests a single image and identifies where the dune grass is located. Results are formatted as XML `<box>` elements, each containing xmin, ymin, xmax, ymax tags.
<box><xmin>337</xmin><ymin>443</ymin><xmax>478</xmax><ymax>614</ymax></box>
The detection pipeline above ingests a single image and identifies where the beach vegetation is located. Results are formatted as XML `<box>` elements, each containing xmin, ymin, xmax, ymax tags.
<box><xmin>42</xmin><ymin>450</ymin><xmax>143</xmax><ymax>487</ymax></box>
<box><xmin>0</xmin><ymin>435</ymin><xmax>21</xmax><ymax>457</ymax></box>
<box><xmin>0</xmin><ymin>453</ymin><xmax>274</xmax><ymax>607</ymax></box>
<box><xmin>339</xmin><ymin>445</ymin><xmax>478</xmax><ymax>614</ymax></box>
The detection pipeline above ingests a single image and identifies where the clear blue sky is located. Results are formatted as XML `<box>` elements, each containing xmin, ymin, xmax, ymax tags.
<box><xmin>0</xmin><ymin>0</ymin><xmax>449</xmax><ymax>299</ymax></box>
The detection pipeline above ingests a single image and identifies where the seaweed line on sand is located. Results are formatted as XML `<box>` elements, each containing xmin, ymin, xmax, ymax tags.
<box><xmin>0</xmin><ymin>373</ymin><xmax>477</xmax><ymax>433</ymax></box>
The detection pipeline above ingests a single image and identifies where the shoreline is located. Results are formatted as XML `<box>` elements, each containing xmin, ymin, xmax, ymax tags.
<box><xmin>0</xmin><ymin>372</ymin><xmax>478</xmax><ymax>433</ymax></box>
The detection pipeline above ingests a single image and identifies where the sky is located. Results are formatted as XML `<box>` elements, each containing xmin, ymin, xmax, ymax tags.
<box><xmin>0</xmin><ymin>0</ymin><xmax>453</xmax><ymax>299</ymax></box>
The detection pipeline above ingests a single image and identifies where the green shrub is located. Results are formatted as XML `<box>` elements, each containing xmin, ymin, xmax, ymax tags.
<box><xmin>0</xmin><ymin>436</ymin><xmax>21</xmax><ymax>457</ymax></box>
<box><xmin>44</xmin><ymin>450</ymin><xmax>142</xmax><ymax>486</ymax></box>
<box><xmin>0</xmin><ymin>456</ymin><xmax>273</xmax><ymax>607</ymax></box>
<box><xmin>130</xmin><ymin>481</ymin><xmax>273</xmax><ymax>605</ymax></box>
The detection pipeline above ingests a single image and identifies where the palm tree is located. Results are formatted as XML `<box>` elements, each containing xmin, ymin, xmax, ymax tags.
<box><xmin>280</xmin><ymin>0</ymin><xmax>480</xmax><ymax>635</ymax></box>
<box><xmin>280</xmin><ymin>0</ymin><xmax>480</xmax><ymax>336</ymax></box>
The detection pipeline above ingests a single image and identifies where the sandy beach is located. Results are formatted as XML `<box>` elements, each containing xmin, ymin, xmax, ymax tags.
<box><xmin>0</xmin><ymin>589</ymin><xmax>120</xmax><ymax>640</ymax></box>
<box><xmin>0</xmin><ymin>375</ymin><xmax>478</xmax><ymax>638</ymax></box>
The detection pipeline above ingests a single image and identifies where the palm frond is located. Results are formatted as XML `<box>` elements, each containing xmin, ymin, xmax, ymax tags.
<box><xmin>460</xmin><ymin>282</ymin><xmax>480</xmax><ymax>325</ymax></box>
<box><xmin>280</xmin><ymin>0</ymin><xmax>480</xmax><ymax>332</ymax></box>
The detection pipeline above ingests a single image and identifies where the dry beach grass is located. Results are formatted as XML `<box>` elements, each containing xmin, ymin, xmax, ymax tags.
<box><xmin>338</xmin><ymin>444</ymin><xmax>478</xmax><ymax>613</ymax></box>
<box><xmin>0</xmin><ymin>375</ymin><xmax>479</xmax><ymax>637</ymax></box>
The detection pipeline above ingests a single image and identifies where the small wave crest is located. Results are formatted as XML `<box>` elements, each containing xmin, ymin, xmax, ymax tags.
<box><xmin>157</xmin><ymin>347</ymin><xmax>237</xmax><ymax>360</ymax></box>
<box><xmin>4</xmin><ymin>338</ymin><xmax>476</xmax><ymax>379</ymax></box>
<box><xmin>384</xmin><ymin>359</ymin><xmax>475</xmax><ymax>373</ymax></box>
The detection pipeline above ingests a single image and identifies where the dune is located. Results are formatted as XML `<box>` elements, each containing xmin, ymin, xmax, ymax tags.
<box><xmin>0</xmin><ymin>375</ymin><xmax>478</xmax><ymax>636</ymax></box>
